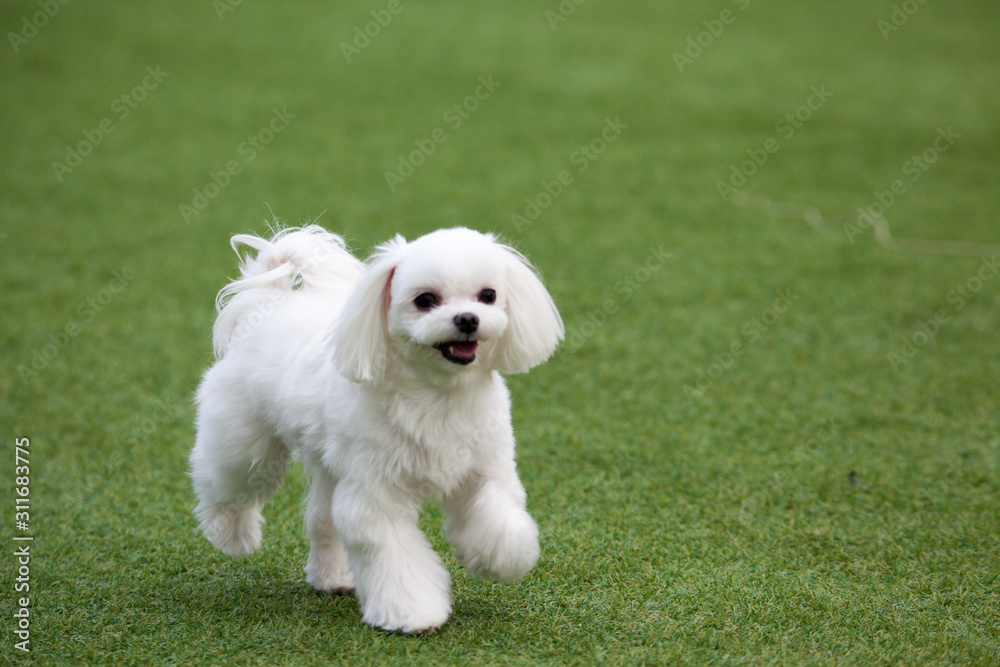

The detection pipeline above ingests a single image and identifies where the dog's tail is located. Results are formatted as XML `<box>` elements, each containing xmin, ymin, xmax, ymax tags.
<box><xmin>212</xmin><ymin>225</ymin><xmax>364</xmax><ymax>358</ymax></box>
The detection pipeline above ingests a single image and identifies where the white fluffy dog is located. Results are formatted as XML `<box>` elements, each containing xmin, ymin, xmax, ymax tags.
<box><xmin>189</xmin><ymin>225</ymin><xmax>563</xmax><ymax>634</ymax></box>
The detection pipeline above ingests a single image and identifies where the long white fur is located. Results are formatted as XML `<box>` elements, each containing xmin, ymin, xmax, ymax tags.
<box><xmin>190</xmin><ymin>225</ymin><xmax>563</xmax><ymax>635</ymax></box>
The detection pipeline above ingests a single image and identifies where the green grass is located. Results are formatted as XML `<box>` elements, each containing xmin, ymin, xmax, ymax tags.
<box><xmin>2</xmin><ymin>0</ymin><xmax>999</xmax><ymax>664</ymax></box>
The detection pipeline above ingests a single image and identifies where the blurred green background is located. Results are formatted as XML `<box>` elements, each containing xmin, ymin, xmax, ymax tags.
<box><xmin>1</xmin><ymin>1</ymin><xmax>998</xmax><ymax>664</ymax></box>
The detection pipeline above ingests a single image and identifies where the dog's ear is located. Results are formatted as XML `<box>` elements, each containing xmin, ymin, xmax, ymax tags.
<box><xmin>491</xmin><ymin>244</ymin><xmax>564</xmax><ymax>374</ymax></box>
<box><xmin>332</xmin><ymin>235</ymin><xmax>408</xmax><ymax>383</ymax></box>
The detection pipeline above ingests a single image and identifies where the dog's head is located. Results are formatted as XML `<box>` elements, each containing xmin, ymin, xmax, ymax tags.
<box><xmin>333</xmin><ymin>228</ymin><xmax>563</xmax><ymax>384</ymax></box>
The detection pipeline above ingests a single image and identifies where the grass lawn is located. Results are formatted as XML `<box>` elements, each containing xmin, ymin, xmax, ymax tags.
<box><xmin>2</xmin><ymin>0</ymin><xmax>999</xmax><ymax>664</ymax></box>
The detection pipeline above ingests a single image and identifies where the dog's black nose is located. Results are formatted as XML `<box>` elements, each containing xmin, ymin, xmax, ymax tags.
<box><xmin>453</xmin><ymin>312</ymin><xmax>479</xmax><ymax>334</ymax></box>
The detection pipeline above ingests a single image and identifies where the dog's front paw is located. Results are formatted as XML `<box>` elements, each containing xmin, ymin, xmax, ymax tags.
<box><xmin>454</xmin><ymin>508</ymin><xmax>539</xmax><ymax>583</ymax></box>
<box><xmin>355</xmin><ymin>555</ymin><xmax>453</xmax><ymax>635</ymax></box>
<box><xmin>196</xmin><ymin>503</ymin><xmax>263</xmax><ymax>557</ymax></box>
<box><xmin>358</xmin><ymin>581</ymin><xmax>452</xmax><ymax>635</ymax></box>
<box><xmin>359</xmin><ymin>582</ymin><xmax>451</xmax><ymax>634</ymax></box>
<box><xmin>362</xmin><ymin>608</ymin><xmax>448</xmax><ymax>636</ymax></box>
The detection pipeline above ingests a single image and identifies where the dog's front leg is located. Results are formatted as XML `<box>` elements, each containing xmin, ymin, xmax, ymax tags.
<box><xmin>332</xmin><ymin>480</ymin><xmax>452</xmax><ymax>635</ymax></box>
<box><xmin>442</xmin><ymin>470</ymin><xmax>540</xmax><ymax>584</ymax></box>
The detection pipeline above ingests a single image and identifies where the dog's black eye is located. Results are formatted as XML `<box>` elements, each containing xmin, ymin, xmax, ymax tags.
<box><xmin>478</xmin><ymin>288</ymin><xmax>496</xmax><ymax>305</ymax></box>
<box><xmin>414</xmin><ymin>292</ymin><xmax>440</xmax><ymax>311</ymax></box>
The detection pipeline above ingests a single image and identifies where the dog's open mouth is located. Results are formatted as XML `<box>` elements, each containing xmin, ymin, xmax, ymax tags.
<box><xmin>433</xmin><ymin>340</ymin><xmax>478</xmax><ymax>365</ymax></box>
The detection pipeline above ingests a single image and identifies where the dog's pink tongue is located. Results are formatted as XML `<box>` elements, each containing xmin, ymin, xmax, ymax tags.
<box><xmin>452</xmin><ymin>342</ymin><xmax>477</xmax><ymax>355</ymax></box>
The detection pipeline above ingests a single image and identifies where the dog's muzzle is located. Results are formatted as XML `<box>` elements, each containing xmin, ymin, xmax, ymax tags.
<box><xmin>433</xmin><ymin>313</ymin><xmax>481</xmax><ymax>365</ymax></box>
<box><xmin>434</xmin><ymin>340</ymin><xmax>478</xmax><ymax>365</ymax></box>
<box><xmin>435</xmin><ymin>313</ymin><xmax>480</xmax><ymax>364</ymax></box>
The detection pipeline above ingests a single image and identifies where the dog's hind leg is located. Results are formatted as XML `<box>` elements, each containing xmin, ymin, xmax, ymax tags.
<box><xmin>190</xmin><ymin>390</ymin><xmax>290</xmax><ymax>557</ymax></box>
<box><xmin>303</xmin><ymin>466</ymin><xmax>355</xmax><ymax>595</ymax></box>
